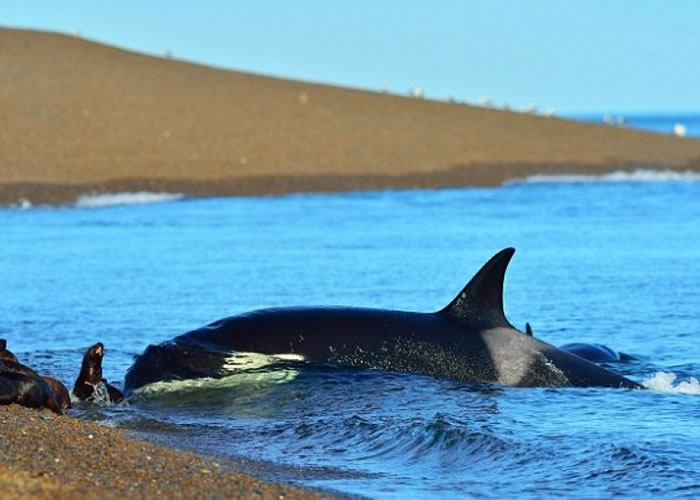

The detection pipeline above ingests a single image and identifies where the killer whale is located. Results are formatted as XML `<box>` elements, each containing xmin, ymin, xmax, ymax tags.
<box><xmin>560</xmin><ymin>343</ymin><xmax>635</xmax><ymax>362</ymax></box>
<box><xmin>124</xmin><ymin>248</ymin><xmax>642</xmax><ymax>393</ymax></box>
<box><xmin>521</xmin><ymin>325</ymin><xmax>634</xmax><ymax>362</ymax></box>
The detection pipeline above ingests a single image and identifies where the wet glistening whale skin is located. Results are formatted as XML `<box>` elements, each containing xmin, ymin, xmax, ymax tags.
<box><xmin>124</xmin><ymin>248</ymin><xmax>642</xmax><ymax>393</ymax></box>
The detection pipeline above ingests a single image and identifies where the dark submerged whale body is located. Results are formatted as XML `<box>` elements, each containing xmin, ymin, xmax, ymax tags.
<box><xmin>124</xmin><ymin>248</ymin><xmax>642</xmax><ymax>393</ymax></box>
<box><xmin>560</xmin><ymin>343</ymin><xmax>635</xmax><ymax>362</ymax></box>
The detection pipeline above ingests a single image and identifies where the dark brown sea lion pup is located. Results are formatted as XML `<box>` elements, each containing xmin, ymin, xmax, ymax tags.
<box><xmin>0</xmin><ymin>340</ymin><xmax>62</xmax><ymax>414</ymax></box>
<box><xmin>73</xmin><ymin>342</ymin><xmax>124</xmax><ymax>404</ymax></box>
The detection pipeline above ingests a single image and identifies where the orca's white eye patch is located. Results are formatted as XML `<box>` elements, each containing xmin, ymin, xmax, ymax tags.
<box><xmin>222</xmin><ymin>352</ymin><xmax>305</xmax><ymax>372</ymax></box>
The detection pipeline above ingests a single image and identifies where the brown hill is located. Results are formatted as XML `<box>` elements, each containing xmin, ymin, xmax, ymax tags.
<box><xmin>2</xmin><ymin>27</ymin><xmax>700</xmax><ymax>204</ymax></box>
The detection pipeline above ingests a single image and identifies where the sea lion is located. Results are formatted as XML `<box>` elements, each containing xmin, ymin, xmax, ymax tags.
<box><xmin>73</xmin><ymin>342</ymin><xmax>124</xmax><ymax>404</ymax></box>
<box><xmin>0</xmin><ymin>339</ymin><xmax>18</xmax><ymax>362</ymax></box>
<box><xmin>0</xmin><ymin>358</ymin><xmax>62</xmax><ymax>414</ymax></box>
<box><xmin>0</xmin><ymin>339</ymin><xmax>69</xmax><ymax>411</ymax></box>
<box><xmin>42</xmin><ymin>376</ymin><xmax>72</xmax><ymax>409</ymax></box>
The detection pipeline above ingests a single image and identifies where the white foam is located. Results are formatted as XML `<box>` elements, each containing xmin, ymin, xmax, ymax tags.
<box><xmin>506</xmin><ymin>169</ymin><xmax>700</xmax><ymax>185</ymax></box>
<box><xmin>12</xmin><ymin>198</ymin><xmax>33</xmax><ymax>210</ymax></box>
<box><xmin>74</xmin><ymin>192</ymin><xmax>184</xmax><ymax>208</ymax></box>
<box><xmin>5</xmin><ymin>198</ymin><xmax>35</xmax><ymax>210</ymax></box>
<box><xmin>70</xmin><ymin>381</ymin><xmax>124</xmax><ymax>406</ymax></box>
<box><xmin>642</xmin><ymin>372</ymin><xmax>700</xmax><ymax>394</ymax></box>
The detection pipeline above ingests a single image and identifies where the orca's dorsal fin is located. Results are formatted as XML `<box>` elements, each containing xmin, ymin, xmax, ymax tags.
<box><xmin>525</xmin><ymin>322</ymin><xmax>533</xmax><ymax>336</ymax></box>
<box><xmin>439</xmin><ymin>248</ymin><xmax>515</xmax><ymax>328</ymax></box>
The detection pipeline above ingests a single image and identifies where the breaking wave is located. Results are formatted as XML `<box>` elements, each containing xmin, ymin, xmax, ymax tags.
<box><xmin>10</xmin><ymin>199</ymin><xmax>34</xmax><ymax>210</ymax></box>
<box><xmin>507</xmin><ymin>169</ymin><xmax>700</xmax><ymax>185</ymax></box>
<box><xmin>74</xmin><ymin>192</ymin><xmax>184</xmax><ymax>208</ymax></box>
<box><xmin>642</xmin><ymin>372</ymin><xmax>700</xmax><ymax>394</ymax></box>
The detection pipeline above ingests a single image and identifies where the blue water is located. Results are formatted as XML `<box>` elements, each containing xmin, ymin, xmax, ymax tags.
<box><xmin>572</xmin><ymin>112</ymin><xmax>700</xmax><ymax>137</ymax></box>
<box><xmin>2</xmin><ymin>179</ymin><xmax>700</xmax><ymax>498</ymax></box>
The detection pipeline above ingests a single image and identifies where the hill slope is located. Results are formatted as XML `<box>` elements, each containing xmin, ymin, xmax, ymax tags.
<box><xmin>2</xmin><ymin>27</ymin><xmax>700</xmax><ymax>203</ymax></box>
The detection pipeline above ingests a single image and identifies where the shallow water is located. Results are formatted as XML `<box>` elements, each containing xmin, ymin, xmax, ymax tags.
<box><xmin>2</xmin><ymin>177</ymin><xmax>699</xmax><ymax>498</ymax></box>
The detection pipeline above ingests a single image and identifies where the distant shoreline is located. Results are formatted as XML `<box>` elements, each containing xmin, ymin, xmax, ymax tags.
<box><xmin>3</xmin><ymin>27</ymin><xmax>700</xmax><ymax>206</ymax></box>
<box><xmin>4</xmin><ymin>163</ymin><xmax>700</xmax><ymax>206</ymax></box>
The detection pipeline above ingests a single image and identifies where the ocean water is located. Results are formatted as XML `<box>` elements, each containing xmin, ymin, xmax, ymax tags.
<box><xmin>573</xmin><ymin>112</ymin><xmax>700</xmax><ymax>137</ymax></box>
<box><xmin>2</xmin><ymin>175</ymin><xmax>700</xmax><ymax>498</ymax></box>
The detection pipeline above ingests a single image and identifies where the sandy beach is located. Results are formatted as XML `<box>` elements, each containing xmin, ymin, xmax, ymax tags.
<box><xmin>2</xmin><ymin>27</ymin><xmax>700</xmax><ymax>205</ymax></box>
<box><xmin>0</xmin><ymin>404</ymin><xmax>334</xmax><ymax>499</ymax></box>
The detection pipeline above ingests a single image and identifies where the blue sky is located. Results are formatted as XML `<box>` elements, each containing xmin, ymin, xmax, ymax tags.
<box><xmin>4</xmin><ymin>1</ymin><xmax>699</xmax><ymax>113</ymax></box>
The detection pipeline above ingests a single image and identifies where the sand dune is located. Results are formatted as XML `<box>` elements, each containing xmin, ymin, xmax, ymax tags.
<box><xmin>1</xmin><ymin>27</ymin><xmax>700</xmax><ymax>204</ymax></box>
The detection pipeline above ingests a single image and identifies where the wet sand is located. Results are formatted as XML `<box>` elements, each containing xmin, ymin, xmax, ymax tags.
<box><xmin>2</xmin><ymin>27</ymin><xmax>700</xmax><ymax>205</ymax></box>
<box><xmin>0</xmin><ymin>404</ymin><xmax>333</xmax><ymax>499</ymax></box>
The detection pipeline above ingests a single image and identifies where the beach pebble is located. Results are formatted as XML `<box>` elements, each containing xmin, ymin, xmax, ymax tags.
<box><xmin>0</xmin><ymin>404</ymin><xmax>329</xmax><ymax>498</ymax></box>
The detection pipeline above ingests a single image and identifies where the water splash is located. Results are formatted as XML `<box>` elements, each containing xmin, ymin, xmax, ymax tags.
<box><xmin>70</xmin><ymin>381</ymin><xmax>124</xmax><ymax>406</ymax></box>
<box><xmin>74</xmin><ymin>192</ymin><xmax>184</xmax><ymax>208</ymax></box>
<box><xmin>642</xmin><ymin>372</ymin><xmax>700</xmax><ymax>394</ymax></box>
<box><xmin>507</xmin><ymin>169</ymin><xmax>700</xmax><ymax>185</ymax></box>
